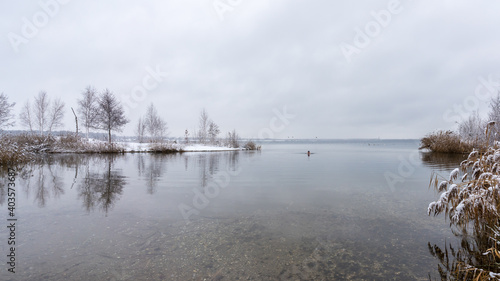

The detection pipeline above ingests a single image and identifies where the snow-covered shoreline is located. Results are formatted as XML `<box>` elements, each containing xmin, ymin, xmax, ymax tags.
<box><xmin>122</xmin><ymin>141</ymin><xmax>244</xmax><ymax>153</ymax></box>
<box><xmin>0</xmin><ymin>134</ymin><xmax>257</xmax><ymax>165</ymax></box>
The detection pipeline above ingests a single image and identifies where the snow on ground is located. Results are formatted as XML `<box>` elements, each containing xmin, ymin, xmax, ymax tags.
<box><xmin>118</xmin><ymin>141</ymin><xmax>242</xmax><ymax>152</ymax></box>
<box><xmin>181</xmin><ymin>144</ymin><xmax>241</xmax><ymax>152</ymax></box>
<box><xmin>120</xmin><ymin>141</ymin><xmax>149</xmax><ymax>152</ymax></box>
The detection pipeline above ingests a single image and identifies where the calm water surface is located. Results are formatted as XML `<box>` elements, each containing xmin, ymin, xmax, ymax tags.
<box><xmin>0</xmin><ymin>140</ymin><xmax>464</xmax><ymax>280</ymax></box>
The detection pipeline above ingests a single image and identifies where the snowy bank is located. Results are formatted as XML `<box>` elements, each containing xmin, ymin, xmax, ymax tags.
<box><xmin>119</xmin><ymin>141</ymin><xmax>243</xmax><ymax>153</ymax></box>
<box><xmin>180</xmin><ymin>144</ymin><xmax>242</xmax><ymax>152</ymax></box>
<box><xmin>0</xmin><ymin>134</ymin><xmax>252</xmax><ymax>165</ymax></box>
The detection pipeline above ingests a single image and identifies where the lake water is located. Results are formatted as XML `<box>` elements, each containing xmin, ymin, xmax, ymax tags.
<box><xmin>0</xmin><ymin>140</ymin><xmax>465</xmax><ymax>280</ymax></box>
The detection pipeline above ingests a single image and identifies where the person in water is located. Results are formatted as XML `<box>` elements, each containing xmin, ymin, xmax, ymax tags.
<box><xmin>307</xmin><ymin>151</ymin><xmax>311</xmax><ymax>156</ymax></box>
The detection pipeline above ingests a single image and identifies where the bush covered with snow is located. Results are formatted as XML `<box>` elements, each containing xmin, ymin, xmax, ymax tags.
<box><xmin>0</xmin><ymin>134</ymin><xmax>34</xmax><ymax>164</ymax></box>
<box><xmin>243</xmin><ymin>141</ymin><xmax>261</xmax><ymax>150</ymax></box>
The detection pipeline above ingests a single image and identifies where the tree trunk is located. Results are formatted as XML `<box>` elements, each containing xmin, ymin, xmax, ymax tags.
<box><xmin>71</xmin><ymin>107</ymin><xmax>78</xmax><ymax>138</ymax></box>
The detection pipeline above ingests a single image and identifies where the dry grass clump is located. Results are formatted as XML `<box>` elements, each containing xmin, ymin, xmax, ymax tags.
<box><xmin>243</xmin><ymin>141</ymin><xmax>261</xmax><ymax>151</ymax></box>
<box><xmin>57</xmin><ymin>134</ymin><xmax>85</xmax><ymax>151</ymax></box>
<box><xmin>0</xmin><ymin>133</ymin><xmax>130</xmax><ymax>164</ymax></box>
<box><xmin>0</xmin><ymin>134</ymin><xmax>34</xmax><ymax>164</ymax></box>
<box><xmin>147</xmin><ymin>142</ymin><xmax>178</xmax><ymax>153</ymax></box>
<box><xmin>11</xmin><ymin>133</ymin><xmax>56</xmax><ymax>152</ymax></box>
<box><xmin>82</xmin><ymin>141</ymin><xmax>126</xmax><ymax>153</ymax></box>
<box><xmin>420</xmin><ymin>130</ymin><xmax>476</xmax><ymax>154</ymax></box>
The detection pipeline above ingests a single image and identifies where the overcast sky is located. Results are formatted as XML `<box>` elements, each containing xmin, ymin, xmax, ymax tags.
<box><xmin>2</xmin><ymin>0</ymin><xmax>500</xmax><ymax>139</ymax></box>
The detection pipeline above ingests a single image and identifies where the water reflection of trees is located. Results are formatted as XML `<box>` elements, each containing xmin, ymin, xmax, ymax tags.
<box><xmin>17</xmin><ymin>157</ymin><xmax>66</xmax><ymax>207</ymax></box>
<box><xmin>195</xmin><ymin>152</ymin><xmax>240</xmax><ymax>192</ymax></box>
<box><xmin>0</xmin><ymin>166</ymin><xmax>31</xmax><ymax>206</ymax></box>
<box><xmin>77</xmin><ymin>155</ymin><xmax>126</xmax><ymax>215</ymax></box>
<box><xmin>0</xmin><ymin>151</ymin><xmax>246</xmax><ymax>212</ymax></box>
<box><xmin>136</xmin><ymin>151</ymin><xmax>243</xmax><ymax>196</ymax></box>
<box><xmin>0</xmin><ymin>155</ymin><xmax>127</xmax><ymax>215</ymax></box>
<box><xmin>198</xmin><ymin>153</ymin><xmax>220</xmax><ymax>189</ymax></box>
<box><xmin>136</xmin><ymin>154</ymin><xmax>174</xmax><ymax>194</ymax></box>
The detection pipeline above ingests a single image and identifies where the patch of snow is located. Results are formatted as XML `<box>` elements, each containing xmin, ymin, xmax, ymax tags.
<box><xmin>461</xmin><ymin>173</ymin><xmax>468</xmax><ymax>182</ymax></box>
<box><xmin>120</xmin><ymin>142</ymin><xmax>150</xmax><ymax>152</ymax></box>
<box><xmin>181</xmin><ymin>144</ymin><xmax>242</xmax><ymax>152</ymax></box>
<box><xmin>453</xmin><ymin>202</ymin><xmax>465</xmax><ymax>222</ymax></box>
<box><xmin>449</xmin><ymin>168</ymin><xmax>459</xmax><ymax>182</ymax></box>
<box><xmin>490</xmin><ymin>272</ymin><xmax>500</xmax><ymax>278</ymax></box>
<box><xmin>115</xmin><ymin>141</ymin><xmax>243</xmax><ymax>152</ymax></box>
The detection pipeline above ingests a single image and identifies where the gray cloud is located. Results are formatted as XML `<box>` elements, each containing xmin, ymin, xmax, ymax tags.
<box><xmin>2</xmin><ymin>0</ymin><xmax>500</xmax><ymax>139</ymax></box>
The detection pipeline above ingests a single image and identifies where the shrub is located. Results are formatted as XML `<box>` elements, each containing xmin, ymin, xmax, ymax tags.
<box><xmin>83</xmin><ymin>141</ymin><xmax>126</xmax><ymax>153</ymax></box>
<box><xmin>244</xmin><ymin>141</ymin><xmax>261</xmax><ymax>150</ymax></box>
<box><xmin>148</xmin><ymin>142</ymin><xmax>178</xmax><ymax>153</ymax></box>
<box><xmin>420</xmin><ymin>130</ymin><xmax>476</xmax><ymax>154</ymax></box>
<box><xmin>225</xmin><ymin>129</ymin><xmax>240</xmax><ymax>148</ymax></box>
<box><xmin>0</xmin><ymin>134</ymin><xmax>35</xmax><ymax>164</ymax></box>
<box><xmin>58</xmin><ymin>133</ymin><xmax>83</xmax><ymax>151</ymax></box>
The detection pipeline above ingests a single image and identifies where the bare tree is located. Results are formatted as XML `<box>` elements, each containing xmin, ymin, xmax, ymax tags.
<box><xmin>197</xmin><ymin>108</ymin><xmax>209</xmax><ymax>144</ymax></box>
<box><xmin>71</xmin><ymin>107</ymin><xmax>78</xmax><ymax>137</ymax></box>
<box><xmin>226</xmin><ymin>129</ymin><xmax>240</xmax><ymax>148</ymax></box>
<box><xmin>47</xmin><ymin>98</ymin><xmax>65</xmax><ymax>135</ymax></box>
<box><xmin>459</xmin><ymin>111</ymin><xmax>485</xmax><ymax>145</ymax></box>
<box><xmin>135</xmin><ymin>117</ymin><xmax>146</xmax><ymax>143</ymax></box>
<box><xmin>208</xmin><ymin>120</ymin><xmax>220</xmax><ymax>144</ymax></box>
<box><xmin>34</xmin><ymin>91</ymin><xmax>49</xmax><ymax>135</ymax></box>
<box><xmin>77</xmin><ymin>86</ymin><xmax>99</xmax><ymax>139</ymax></box>
<box><xmin>19</xmin><ymin>100</ymin><xmax>33</xmax><ymax>133</ymax></box>
<box><xmin>144</xmin><ymin>103</ymin><xmax>168</xmax><ymax>143</ymax></box>
<box><xmin>155</xmin><ymin>118</ymin><xmax>167</xmax><ymax>143</ymax></box>
<box><xmin>184</xmin><ymin>129</ymin><xmax>190</xmax><ymax>144</ymax></box>
<box><xmin>0</xmin><ymin>93</ymin><xmax>16</xmax><ymax>129</ymax></box>
<box><xmin>95</xmin><ymin>89</ymin><xmax>129</xmax><ymax>143</ymax></box>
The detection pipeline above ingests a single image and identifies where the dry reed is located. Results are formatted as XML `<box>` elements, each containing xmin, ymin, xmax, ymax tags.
<box><xmin>428</xmin><ymin>124</ymin><xmax>500</xmax><ymax>279</ymax></box>
<box><xmin>420</xmin><ymin>130</ymin><xmax>476</xmax><ymax>154</ymax></box>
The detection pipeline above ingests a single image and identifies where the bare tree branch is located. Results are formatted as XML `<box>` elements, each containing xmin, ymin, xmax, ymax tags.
<box><xmin>0</xmin><ymin>93</ymin><xmax>16</xmax><ymax>129</ymax></box>
<box><xmin>208</xmin><ymin>120</ymin><xmax>220</xmax><ymax>144</ymax></box>
<box><xmin>198</xmin><ymin>108</ymin><xmax>209</xmax><ymax>144</ymax></box>
<box><xmin>34</xmin><ymin>91</ymin><xmax>49</xmax><ymax>135</ymax></box>
<box><xmin>77</xmin><ymin>86</ymin><xmax>99</xmax><ymax>139</ymax></box>
<box><xmin>19</xmin><ymin>100</ymin><xmax>33</xmax><ymax>133</ymax></box>
<box><xmin>48</xmin><ymin>98</ymin><xmax>65</xmax><ymax>135</ymax></box>
<box><xmin>135</xmin><ymin>117</ymin><xmax>146</xmax><ymax>143</ymax></box>
<box><xmin>144</xmin><ymin>103</ymin><xmax>168</xmax><ymax>143</ymax></box>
